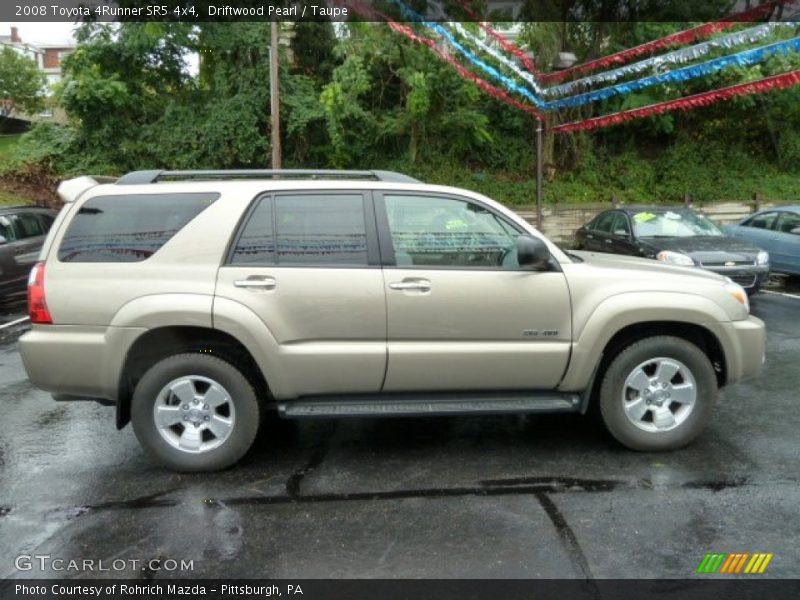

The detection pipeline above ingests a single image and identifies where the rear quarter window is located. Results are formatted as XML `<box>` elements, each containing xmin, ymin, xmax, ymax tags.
<box><xmin>58</xmin><ymin>193</ymin><xmax>219</xmax><ymax>262</ymax></box>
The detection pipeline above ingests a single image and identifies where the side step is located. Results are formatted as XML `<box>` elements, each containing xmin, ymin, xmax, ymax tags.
<box><xmin>278</xmin><ymin>391</ymin><xmax>581</xmax><ymax>419</ymax></box>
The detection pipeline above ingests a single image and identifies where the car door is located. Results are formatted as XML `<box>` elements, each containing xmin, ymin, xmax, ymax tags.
<box><xmin>3</xmin><ymin>212</ymin><xmax>47</xmax><ymax>287</ymax></box>
<box><xmin>376</xmin><ymin>192</ymin><xmax>572</xmax><ymax>392</ymax></box>
<box><xmin>215</xmin><ymin>191</ymin><xmax>387</xmax><ymax>397</ymax></box>
<box><xmin>729</xmin><ymin>211</ymin><xmax>780</xmax><ymax>252</ymax></box>
<box><xmin>586</xmin><ymin>211</ymin><xmax>616</xmax><ymax>253</ymax></box>
<box><xmin>609</xmin><ymin>212</ymin><xmax>636</xmax><ymax>255</ymax></box>
<box><xmin>770</xmin><ymin>211</ymin><xmax>800</xmax><ymax>274</ymax></box>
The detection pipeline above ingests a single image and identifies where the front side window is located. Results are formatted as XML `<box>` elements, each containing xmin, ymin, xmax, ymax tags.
<box><xmin>612</xmin><ymin>213</ymin><xmax>631</xmax><ymax>236</ymax></box>
<box><xmin>231</xmin><ymin>194</ymin><xmax>368</xmax><ymax>266</ymax></box>
<box><xmin>384</xmin><ymin>194</ymin><xmax>520</xmax><ymax>268</ymax></box>
<box><xmin>776</xmin><ymin>212</ymin><xmax>800</xmax><ymax>235</ymax></box>
<box><xmin>744</xmin><ymin>212</ymin><xmax>778</xmax><ymax>230</ymax></box>
<box><xmin>58</xmin><ymin>193</ymin><xmax>218</xmax><ymax>262</ymax></box>
<box><xmin>593</xmin><ymin>212</ymin><xmax>617</xmax><ymax>234</ymax></box>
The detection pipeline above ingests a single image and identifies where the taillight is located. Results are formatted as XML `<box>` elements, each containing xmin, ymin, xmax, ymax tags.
<box><xmin>28</xmin><ymin>262</ymin><xmax>53</xmax><ymax>325</ymax></box>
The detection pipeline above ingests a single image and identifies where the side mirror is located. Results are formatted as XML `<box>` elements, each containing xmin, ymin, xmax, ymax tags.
<box><xmin>0</xmin><ymin>235</ymin><xmax>7</xmax><ymax>245</ymax></box>
<box><xmin>613</xmin><ymin>229</ymin><xmax>629</xmax><ymax>238</ymax></box>
<box><xmin>790</xmin><ymin>227</ymin><xmax>800</xmax><ymax>236</ymax></box>
<box><xmin>516</xmin><ymin>235</ymin><xmax>551</xmax><ymax>270</ymax></box>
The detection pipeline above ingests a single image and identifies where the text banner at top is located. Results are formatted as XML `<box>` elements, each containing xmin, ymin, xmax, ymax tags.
<box><xmin>3</xmin><ymin>0</ymin><xmax>800</xmax><ymax>23</ymax></box>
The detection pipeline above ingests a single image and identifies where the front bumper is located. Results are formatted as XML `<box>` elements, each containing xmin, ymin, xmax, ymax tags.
<box><xmin>705</xmin><ymin>315</ymin><xmax>766</xmax><ymax>386</ymax></box>
<box><xmin>703</xmin><ymin>265</ymin><xmax>769</xmax><ymax>290</ymax></box>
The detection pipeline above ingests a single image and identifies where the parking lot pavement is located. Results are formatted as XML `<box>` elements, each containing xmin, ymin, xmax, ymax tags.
<box><xmin>0</xmin><ymin>293</ymin><xmax>799</xmax><ymax>580</ymax></box>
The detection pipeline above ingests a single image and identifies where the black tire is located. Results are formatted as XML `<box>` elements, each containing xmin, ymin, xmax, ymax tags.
<box><xmin>598</xmin><ymin>336</ymin><xmax>716</xmax><ymax>451</ymax></box>
<box><xmin>131</xmin><ymin>353</ymin><xmax>260</xmax><ymax>472</ymax></box>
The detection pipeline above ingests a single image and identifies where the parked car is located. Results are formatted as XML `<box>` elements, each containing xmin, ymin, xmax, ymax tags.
<box><xmin>574</xmin><ymin>207</ymin><xmax>770</xmax><ymax>293</ymax></box>
<box><xmin>0</xmin><ymin>205</ymin><xmax>57</xmax><ymax>298</ymax></box>
<box><xmin>723</xmin><ymin>206</ymin><xmax>800</xmax><ymax>277</ymax></box>
<box><xmin>20</xmin><ymin>171</ymin><xmax>765</xmax><ymax>471</ymax></box>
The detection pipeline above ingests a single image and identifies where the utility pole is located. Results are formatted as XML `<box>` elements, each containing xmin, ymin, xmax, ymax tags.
<box><xmin>270</xmin><ymin>20</ymin><xmax>281</xmax><ymax>170</ymax></box>
<box><xmin>535</xmin><ymin>118</ymin><xmax>544</xmax><ymax>230</ymax></box>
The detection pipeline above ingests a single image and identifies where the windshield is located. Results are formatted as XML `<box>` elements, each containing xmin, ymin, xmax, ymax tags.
<box><xmin>632</xmin><ymin>210</ymin><xmax>723</xmax><ymax>238</ymax></box>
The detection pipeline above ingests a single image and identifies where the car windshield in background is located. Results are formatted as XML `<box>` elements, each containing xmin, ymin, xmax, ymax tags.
<box><xmin>632</xmin><ymin>210</ymin><xmax>723</xmax><ymax>238</ymax></box>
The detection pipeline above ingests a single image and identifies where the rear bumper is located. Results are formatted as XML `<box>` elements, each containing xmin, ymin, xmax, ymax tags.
<box><xmin>19</xmin><ymin>324</ymin><xmax>145</xmax><ymax>401</ymax></box>
<box><xmin>705</xmin><ymin>315</ymin><xmax>766</xmax><ymax>385</ymax></box>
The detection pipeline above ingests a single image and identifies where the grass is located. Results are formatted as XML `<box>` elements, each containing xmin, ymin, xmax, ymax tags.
<box><xmin>0</xmin><ymin>134</ymin><xmax>22</xmax><ymax>160</ymax></box>
<box><xmin>0</xmin><ymin>135</ymin><xmax>39</xmax><ymax>205</ymax></box>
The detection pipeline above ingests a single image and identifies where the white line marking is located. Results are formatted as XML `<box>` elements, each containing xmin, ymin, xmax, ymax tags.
<box><xmin>0</xmin><ymin>316</ymin><xmax>30</xmax><ymax>330</ymax></box>
<box><xmin>762</xmin><ymin>290</ymin><xmax>800</xmax><ymax>299</ymax></box>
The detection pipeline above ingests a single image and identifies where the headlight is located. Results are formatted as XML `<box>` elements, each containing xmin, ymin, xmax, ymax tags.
<box><xmin>656</xmin><ymin>250</ymin><xmax>695</xmax><ymax>266</ymax></box>
<box><xmin>724</xmin><ymin>281</ymin><xmax>749</xmax><ymax>313</ymax></box>
<box><xmin>757</xmin><ymin>250</ymin><xmax>769</xmax><ymax>265</ymax></box>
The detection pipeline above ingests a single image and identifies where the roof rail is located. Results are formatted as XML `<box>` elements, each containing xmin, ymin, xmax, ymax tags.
<box><xmin>115</xmin><ymin>169</ymin><xmax>421</xmax><ymax>185</ymax></box>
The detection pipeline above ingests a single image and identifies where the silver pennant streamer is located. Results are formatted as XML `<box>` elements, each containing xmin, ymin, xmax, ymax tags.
<box><xmin>543</xmin><ymin>23</ymin><xmax>797</xmax><ymax>97</ymax></box>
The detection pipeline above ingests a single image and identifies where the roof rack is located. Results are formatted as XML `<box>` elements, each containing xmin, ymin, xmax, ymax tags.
<box><xmin>116</xmin><ymin>169</ymin><xmax>421</xmax><ymax>185</ymax></box>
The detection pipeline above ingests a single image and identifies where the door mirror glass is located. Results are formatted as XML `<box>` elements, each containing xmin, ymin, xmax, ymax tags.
<box><xmin>0</xmin><ymin>234</ymin><xmax>6</xmax><ymax>244</ymax></box>
<box><xmin>613</xmin><ymin>229</ymin><xmax>629</xmax><ymax>237</ymax></box>
<box><xmin>516</xmin><ymin>235</ymin><xmax>550</xmax><ymax>270</ymax></box>
<box><xmin>790</xmin><ymin>227</ymin><xmax>800</xmax><ymax>236</ymax></box>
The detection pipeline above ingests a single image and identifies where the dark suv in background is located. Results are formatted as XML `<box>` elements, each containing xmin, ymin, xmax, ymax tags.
<box><xmin>0</xmin><ymin>205</ymin><xmax>57</xmax><ymax>298</ymax></box>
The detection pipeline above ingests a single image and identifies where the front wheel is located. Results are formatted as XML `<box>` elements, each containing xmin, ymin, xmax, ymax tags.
<box><xmin>131</xmin><ymin>353</ymin><xmax>261</xmax><ymax>472</ymax></box>
<box><xmin>598</xmin><ymin>336</ymin><xmax>717</xmax><ymax>451</ymax></box>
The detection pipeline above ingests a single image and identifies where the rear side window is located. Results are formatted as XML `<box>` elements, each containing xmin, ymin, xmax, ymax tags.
<box><xmin>58</xmin><ymin>193</ymin><xmax>218</xmax><ymax>262</ymax></box>
<box><xmin>231</xmin><ymin>194</ymin><xmax>368</xmax><ymax>266</ymax></box>
<box><xmin>13</xmin><ymin>213</ymin><xmax>46</xmax><ymax>239</ymax></box>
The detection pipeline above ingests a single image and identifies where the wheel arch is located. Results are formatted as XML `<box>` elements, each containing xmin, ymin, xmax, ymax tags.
<box><xmin>579</xmin><ymin>321</ymin><xmax>726</xmax><ymax>414</ymax></box>
<box><xmin>116</xmin><ymin>326</ymin><xmax>271</xmax><ymax>429</ymax></box>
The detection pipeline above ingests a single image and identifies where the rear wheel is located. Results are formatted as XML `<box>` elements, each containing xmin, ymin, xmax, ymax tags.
<box><xmin>131</xmin><ymin>353</ymin><xmax>260</xmax><ymax>472</ymax></box>
<box><xmin>599</xmin><ymin>336</ymin><xmax>716</xmax><ymax>451</ymax></box>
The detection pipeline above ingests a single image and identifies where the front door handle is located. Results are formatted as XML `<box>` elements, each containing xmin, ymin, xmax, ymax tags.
<box><xmin>605</xmin><ymin>238</ymin><xmax>612</xmax><ymax>244</ymax></box>
<box><xmin>389</xmin><ymin>278</ymin><xmax>431</xmax><ymax>292</ymax></box>
<box><xmin>234</xmin><ymin>276</ymin><xmax>277</xmax><ymax>290</ymax></box>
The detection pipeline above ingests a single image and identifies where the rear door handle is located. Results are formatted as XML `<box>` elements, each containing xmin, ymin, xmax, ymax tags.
<box><xmin>389</xmin><ymin>279</ymin><xmax>431</xmax><ymax>292</ymax></box>
<box><xmin>234</xmin><ymin>276</ymin><xmax>277</xmax><ymax>290</ymax></box>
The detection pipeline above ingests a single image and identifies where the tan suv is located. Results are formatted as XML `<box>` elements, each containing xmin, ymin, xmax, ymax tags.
<box><xmin>19</xmin><ymin>170</ymin><xmax>766</xmax><ymax>471</ymax></box>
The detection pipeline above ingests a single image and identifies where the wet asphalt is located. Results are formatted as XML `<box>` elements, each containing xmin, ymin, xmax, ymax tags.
<box><xmin>0</xmin><ymin>289</ymin><xmax>799</xmax><ymax>580</ymax></box>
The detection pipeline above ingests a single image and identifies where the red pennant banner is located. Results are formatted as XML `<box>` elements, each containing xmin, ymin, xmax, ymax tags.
<box><xmin>552</xmin><ymin>70</ymin><xmax>800</xmax><ymax>133</ymax></box>
<box><xmin>539</xmin><ymin>0</ymin><xmax>798</xmax><ymax>83</ymax></box>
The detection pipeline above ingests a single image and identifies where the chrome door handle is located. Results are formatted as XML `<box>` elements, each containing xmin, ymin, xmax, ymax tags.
<box><xmin>389</xmin><ymin>279</ymin><xmax>431</xmax><ymax>292</ymax></box>
<box><xmin>234</xmin><ymin>277</ymin><xmax>277</xmax><ymax>290</ymax></box>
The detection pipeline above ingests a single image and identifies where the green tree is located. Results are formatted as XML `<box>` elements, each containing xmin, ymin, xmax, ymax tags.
<box><xmin>0</xmin><ymin>47</ymin><xmax>46</xmax><ymax>124</ymax></box>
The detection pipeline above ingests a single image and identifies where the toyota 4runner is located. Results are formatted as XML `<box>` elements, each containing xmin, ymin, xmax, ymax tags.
<box><xmin>19</xmin><ymin>170</ymin><xmax>766</xmax><ymax>471</ymax></box>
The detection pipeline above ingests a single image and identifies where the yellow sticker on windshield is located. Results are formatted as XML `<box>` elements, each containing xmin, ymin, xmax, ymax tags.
<box><xmin>445</xmin><ymin>219</ymin><xmax>468</xmax><ymax>230</ymax></box>
<box><xmin>634</xmin><ymin>212</ymin><xmax>656</xmax><ymax>223</ymax></box>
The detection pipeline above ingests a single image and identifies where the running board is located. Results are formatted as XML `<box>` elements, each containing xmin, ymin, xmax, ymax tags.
<box><xmin>278</xmin><ymin>391</ymin><xmax>581</xmax><ymax>419</ymax></box>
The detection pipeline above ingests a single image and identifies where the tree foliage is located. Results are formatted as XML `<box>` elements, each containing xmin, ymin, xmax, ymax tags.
<box><xmin>7</xmin><ymin>19</ymin><xmax>800</xmax><ymax>204</ymax></box>
<box><xmin>0</xmin><ymin>47</ymin><xmax>46</xmax><ymax>123</ymax></box>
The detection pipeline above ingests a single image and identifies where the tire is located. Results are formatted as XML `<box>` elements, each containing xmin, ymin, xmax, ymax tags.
<box><xmin>598</xmin><ymin>336</ymin><xmax>716</xmax><ymax>451</ymax></box>
<box><xmin>131</xmin><ymin>353</ymin><xmax>261</xmax><ymax>472</ymax></box>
